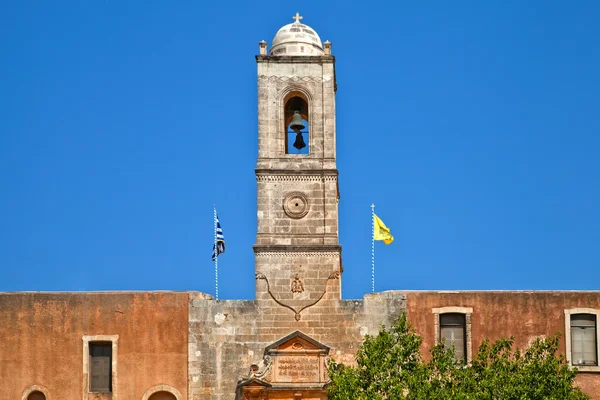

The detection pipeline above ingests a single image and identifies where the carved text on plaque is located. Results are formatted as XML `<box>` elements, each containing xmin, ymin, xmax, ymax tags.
<box><xmin>275</xmin><ymin>355</ymin><xmax>320</xmax><ymax>382</ymax></box>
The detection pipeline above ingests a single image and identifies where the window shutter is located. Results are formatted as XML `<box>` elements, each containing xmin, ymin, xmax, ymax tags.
<box><xmin>90</xmin><ymin>343</ymin><xmax>112</xmax><ymax>392</ymax></box>
<box><xmin>441</xmin><ymin>326</ymin><xmax>465</xmax><ymax>360</ymax></box>
<box><xmin>440</xmin><ymin>313</ymin><xmax>466</xmax><ymax>362</ymax></box>
<box><xmin>582</xmin><ymin>327</ymin><xmax>597</xmax><ymax>365</ymax></box>
<box><xmin>572</xmin><ymin>328</ymin><xmax>585</xmax><ymax>364</ymax></box>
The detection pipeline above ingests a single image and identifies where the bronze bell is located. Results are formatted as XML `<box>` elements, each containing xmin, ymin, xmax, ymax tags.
<box><xmin>290</xmin><ymin>111</ymin><xmax>305</xmax><ymax>132</ymax></box>
<box><xmin>293</xmin><ymin>132</ymin><xmax>306</xmax><ymax>150</ymax></box>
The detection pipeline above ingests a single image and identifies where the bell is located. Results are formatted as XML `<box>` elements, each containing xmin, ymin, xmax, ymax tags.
<box><xmin>293</xmin><ymin>132</ymin><xmax>306</xmax><ymax>150</ymax></box>
<box><xmin>290</xmin><ymin>111</ymin><xmax>305</xmax><ymax>132</ymax></box>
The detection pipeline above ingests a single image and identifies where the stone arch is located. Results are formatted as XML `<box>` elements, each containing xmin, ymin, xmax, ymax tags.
<box><xmin>21</xmin><ymin>385</ymin><xmax>50</xmax><ymax>400</ymax></box>
<box><xmin>141</xmin><ymin>384</ymin><xmax>182</xmax><ymax>400</ymax></box>
<box><xmin>279</xmin><ymin>84</ymin><xmax>314</xmax><ymax>103</ymax></box>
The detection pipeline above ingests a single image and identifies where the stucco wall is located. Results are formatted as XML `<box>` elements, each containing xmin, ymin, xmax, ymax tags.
<box><xmin>405</xmin><ymin>291</ymin><xmax>600</xmax><ymax>398</ymax></box>
<box><xmin>0</xmin><ymin>292</ymin><xmax>189</xmax><ymax>400</ymax></box>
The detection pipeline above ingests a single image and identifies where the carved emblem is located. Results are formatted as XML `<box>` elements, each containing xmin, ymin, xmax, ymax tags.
<box><xmin>291</xmin><ymin>341</ymin><xmax>304</xmax><ymax>350</ymax></box>
<box><xmin>283</xmin><ymin>192</ymin><xmax>309</xmax><ymax>219</ymax></box>
<box><xmin>291</xmin><ymin>275</ymin><xmax>304</xmax><ymax>293</ymax></box>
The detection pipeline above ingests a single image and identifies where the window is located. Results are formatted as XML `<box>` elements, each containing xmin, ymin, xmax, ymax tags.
<box><xmin>440</xmin><ymin>313</ymin><xmax>467</xmax><ymax>362</ymax></box>
<box><xmin>90</xmin><ymin>342</ymin><xmax>112</xmax><ymax>392</ymax></box>
<box><xmin>82</xmin><ymin>334</ymin><xmax>118</xmax><ymax>399</ymax></box>
<box><xmin>565</xmin><ymin>309</ymin><xmax>600</xmax><ymax>371</ymax></box>
<box><xmin>432</xmin><ymin>307</ymin><xmax>473</xmax><ymax>363</ymax></box>
<box><xmin>570</xmin><ymin>314</ymin><xmax>597</xmax><ymax>366</ymax></box>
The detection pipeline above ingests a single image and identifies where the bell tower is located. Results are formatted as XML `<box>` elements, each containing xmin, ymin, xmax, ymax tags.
<box><xmin>254</xmin><ymin>14</ymin><xmax>341</xmax><ymax>313</ymax></box>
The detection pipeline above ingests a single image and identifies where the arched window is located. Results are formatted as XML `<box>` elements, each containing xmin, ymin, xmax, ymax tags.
<box><xmin>27</xmin><ymin>391</ymin><xmax>46</xmax><ymax>400</ymax></box>
<box><xmin>284</xmin><ymin>94</ymin><xmax>309</xmax><ymax>155</ymax></box>
<box><xmin>148</xmin><ymin>392</ymin><xmax>176</xmax><ymax>400</ymax></box>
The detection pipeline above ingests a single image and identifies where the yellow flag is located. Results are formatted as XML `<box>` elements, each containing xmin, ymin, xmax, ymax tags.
<box><xmin>374</xmin><ymin>214</ymin><xmax>394</xmax><ymax>245</ymax></box>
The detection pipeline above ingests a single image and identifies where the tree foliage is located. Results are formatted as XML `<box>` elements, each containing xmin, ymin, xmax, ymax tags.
<box><xmin>327</xmin><ymin>313</ymin><xmax>589</xmax><ymax>400</ymax></box>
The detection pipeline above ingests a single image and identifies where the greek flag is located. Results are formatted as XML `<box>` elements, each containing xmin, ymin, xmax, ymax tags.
<box><xmin>212</xmin><ymin>215</ymin><xmax>225</xmax><ymax>261</ymax></box>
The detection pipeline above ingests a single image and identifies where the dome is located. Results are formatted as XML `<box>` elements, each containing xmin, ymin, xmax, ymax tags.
<box><xmin>270</xmin><ymin>13</ymin><xmax>324</xmax><ymax>56</ymax></box>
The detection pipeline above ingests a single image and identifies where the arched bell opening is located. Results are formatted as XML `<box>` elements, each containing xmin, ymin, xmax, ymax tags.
<box><xmin>283</xmin><ymin>94</ymin><xmax>309</xmax><ymax>155</ymax></box>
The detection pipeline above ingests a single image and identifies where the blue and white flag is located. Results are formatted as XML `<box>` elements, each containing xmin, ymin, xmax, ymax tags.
<box><xmin>212</xmin><ymin>214</ymin><xmax>225</xmax><ymax>261</ymax></box>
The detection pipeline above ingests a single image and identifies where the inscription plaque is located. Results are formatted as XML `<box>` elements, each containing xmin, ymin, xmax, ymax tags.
<box><xmin>275</xmin><ymin>355</ymin><xmax>320</xmax><ymax>382</ymax></box>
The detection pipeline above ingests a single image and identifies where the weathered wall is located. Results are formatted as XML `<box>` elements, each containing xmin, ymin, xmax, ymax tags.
<box><xmin>188</xmin><ymin>292</ymin><xmax>407</xmax><ymax>400</ymax></box>
<box><xmin>405</xmin><ymin>291</ymin><xmax>600</xmax><ymax>398</ymax></box>
<box><xmin>0</xmin><ymin>292</ymin><xmax>189</xmax><ymax>400</ymax></box>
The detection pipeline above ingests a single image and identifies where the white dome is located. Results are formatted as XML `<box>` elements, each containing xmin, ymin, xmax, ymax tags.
<box><xmin>270</xmin><ymin>14</ymin><xmax>323</xmax><ymax>56</ymax></box>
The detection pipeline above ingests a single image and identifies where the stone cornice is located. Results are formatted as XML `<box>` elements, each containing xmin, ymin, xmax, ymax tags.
<box><xmin>256</xmin><ymin>55</ymin><xmax>335</xmax><ymax>64</ymax></box>
<box><xmin>253</xmin><ymin>244</ymin><xmax>342</xmax><ymax>255</ymax></box>
<box><xmin>255</xmin><ymin>168</ymin><xmax>338</xmax><ymax>176</ymax></box>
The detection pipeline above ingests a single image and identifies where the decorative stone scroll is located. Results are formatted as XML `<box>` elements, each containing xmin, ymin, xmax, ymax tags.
<box><xmin>236</xmin><ymin>331</ymin><xmax>330</xmax><ymax>400</ymax></box>
<box><xmin>255</xmin><ymin>270</ymin><xmax>340</xmax><ymax>321</ymax></box>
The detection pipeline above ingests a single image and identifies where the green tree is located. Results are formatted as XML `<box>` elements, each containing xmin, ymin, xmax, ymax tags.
<box><xmin>327</xmin><ymin>313</ymin><xmax>589</xmax><ymax>400</ymax></box>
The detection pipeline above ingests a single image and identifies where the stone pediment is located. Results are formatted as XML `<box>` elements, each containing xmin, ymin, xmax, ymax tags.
<box><xmin>265</xmin><ymin>331</ymin><xmax>330</xmax><ymax>355</ymax></box>
<box><xmin>237</xmin><ymin>378</ymin><xmax>272</xmax><ymax>389</ymax></box>
<box><xmin>237</xmin><ymin>331</ymin><xmax>330</xmax><ymax>399</ymax></box>
<box><xmin>236</xmin><ymin>378</ymin><xmax>272</xmax><ymax>400</ymax></box>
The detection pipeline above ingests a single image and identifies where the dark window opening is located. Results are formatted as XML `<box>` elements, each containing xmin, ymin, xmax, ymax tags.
<box><xmin>440</xmin><ymin>313</ymin><xmax>466</xmax><ymax>362</ymax></box>
<box><xmin>149</xmin><ymin>392</ymin><xmax>177</xmax><ymax>400</ymax></box>
<box><xmin>90</xmin><ymin>342</ymin><xmax>112</xmax><ymax>393</ymax></box>
<box><xmin>571</xmin><ymin>314</ymin><xmax>597</xmax><ymax>366</ymax></box>
<box><xmin>28</xmin><ymin>392</ymin><xmax>46</xmax><ymax>400</ymax></box>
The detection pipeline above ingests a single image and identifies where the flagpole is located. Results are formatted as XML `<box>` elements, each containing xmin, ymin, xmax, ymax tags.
<box><xmin>214</xmin><ymin>204</ymin><xmax>219</xmax><ymax>301</ymax></box>
<box><xmin>371</xmin><ymin>203</ymin><xmax>375</xmax><ymax>293</ymax></box>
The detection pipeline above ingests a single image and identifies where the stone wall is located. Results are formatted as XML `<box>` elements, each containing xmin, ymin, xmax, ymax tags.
<box><xmin>187</xmin><ymin>292</ymin><xmax>407</xmax><ymax>400</ymax></box>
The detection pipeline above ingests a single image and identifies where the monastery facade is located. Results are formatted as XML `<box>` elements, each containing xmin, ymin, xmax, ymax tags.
<box><xmin>2</xmin><ymin>15</ymin><xmax>600</xmax><ymax>400</ymax></box>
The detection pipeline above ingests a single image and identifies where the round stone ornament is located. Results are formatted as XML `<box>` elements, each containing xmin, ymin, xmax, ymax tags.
<box><xmin>283</xmin><ymin>192</ymin><xmax>309</xmax><ymax>219</ymax></box>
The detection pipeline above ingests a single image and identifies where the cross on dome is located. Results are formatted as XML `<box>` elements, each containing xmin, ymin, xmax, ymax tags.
<box><xmin>270</xmin><ymin>13</ymin><xmax>324</xmax><ymax>56</ymax></box>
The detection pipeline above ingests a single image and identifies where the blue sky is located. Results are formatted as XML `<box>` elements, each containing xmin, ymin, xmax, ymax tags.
<box><xmin>1</xmin><ymin>1</ymin><xmax>599</xmax><ymax>300</ymax></box>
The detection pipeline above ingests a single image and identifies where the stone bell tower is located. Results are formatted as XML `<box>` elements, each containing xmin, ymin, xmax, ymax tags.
<box><xmin>254</xmin><ymin>13</ymin><xmax>341</xmax><ymax>318</ymax></box>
